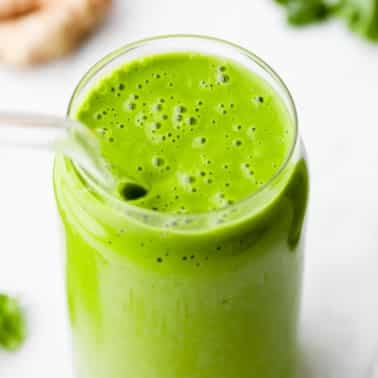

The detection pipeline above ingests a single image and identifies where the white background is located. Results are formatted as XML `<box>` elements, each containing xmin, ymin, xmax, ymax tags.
<box><xmin>0</xmin><ymin>1</ymin><xmax>378</xmax><ymax>377</ymax></box>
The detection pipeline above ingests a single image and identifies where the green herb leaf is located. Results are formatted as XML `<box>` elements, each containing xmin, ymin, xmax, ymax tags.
<box><xmin>275</xmin><ymin>0</ymin><xmax>378</xmax><ymax>41</ymax></box>
<box><xmin>0</xmin><ymin>294</ymin><xmax>26</xmax><ymax>351</ymax></box>
<box><xmin>337</xmin><ymin>0</ymin><xmax>378</xmax><ymax>41</ymax></box>
<box><xmin>275</xmin><ymin>0</ymin><xmax>333</xmax><ymax>26</ymax></box>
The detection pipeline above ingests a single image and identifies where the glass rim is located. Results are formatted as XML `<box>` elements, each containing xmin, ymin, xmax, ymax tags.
<box><xmin>66</xmin><ymin>34</ymin><xmax>299</xmax><ymax>224</ymax></box>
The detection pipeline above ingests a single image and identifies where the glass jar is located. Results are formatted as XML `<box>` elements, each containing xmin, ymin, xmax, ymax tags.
<box><xmin>54</xmin><ymin>35</ymin><xmax>309</xmax><ymax>378</ymax></box>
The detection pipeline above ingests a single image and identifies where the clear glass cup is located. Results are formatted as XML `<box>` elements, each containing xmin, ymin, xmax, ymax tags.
<box><xmin>53</xmin><ymin>35</ymin><xmax>309</xmax><ymax>378</ymax></box>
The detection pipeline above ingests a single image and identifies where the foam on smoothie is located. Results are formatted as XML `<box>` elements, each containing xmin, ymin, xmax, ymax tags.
<box><xmin>76</xmin><ymin>53</ymin><xmax>294</xmax><ymax>213</ymax></box>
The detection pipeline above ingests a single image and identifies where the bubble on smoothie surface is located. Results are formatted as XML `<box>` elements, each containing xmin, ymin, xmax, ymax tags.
<box><xmin>152</xmin><ymin>157</ymin><xmax>165</xmax><ymax>167</ymax></box>
<box><xmin>76</xmin><ymin>52</ymin><xmax>293</xmax><ymax>214</ymax></box>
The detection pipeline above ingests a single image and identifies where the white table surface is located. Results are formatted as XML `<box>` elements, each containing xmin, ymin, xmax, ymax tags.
<box><xmin>1</xmin><ymin>1</ymin><xmax>378</xmax><ymax>377</ymax></box>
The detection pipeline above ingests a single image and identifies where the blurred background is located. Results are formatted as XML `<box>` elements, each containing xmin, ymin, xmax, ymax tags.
<box><xmin>0</xmin><ymin>1</ymin><xmax>378</xmax><ymax>377</ymax></box>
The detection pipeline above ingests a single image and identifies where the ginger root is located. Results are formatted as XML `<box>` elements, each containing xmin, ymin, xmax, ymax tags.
<box><xmin>0</xmin><ymin>0</ymin><xmax>39</xmax><ymax>19</ymax></box>
<box><xmin>0</xmin><ymin>0</ymin><xmax>112</xmax><ymax>66</ymax></box>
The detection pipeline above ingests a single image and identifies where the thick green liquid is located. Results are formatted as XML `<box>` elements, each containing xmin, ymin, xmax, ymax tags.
<box><xmin>76</xmin><ymin>53</ymin><xmax>293</xmax><ymax>213</ymax></box>
<box><xmin>54</xmin><ymin>52</ymin><xmax>308</xmax><ymax>378</ymax></box>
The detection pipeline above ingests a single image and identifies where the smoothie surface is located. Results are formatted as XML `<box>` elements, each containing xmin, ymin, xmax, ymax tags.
<box><xmin>76</xmin><ymin>52</ymin><xmax>294</xmax><ymax>213</ymax></box>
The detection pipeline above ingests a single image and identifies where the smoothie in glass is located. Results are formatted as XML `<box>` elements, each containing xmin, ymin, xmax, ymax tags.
<box><xmin>54</xmin><ymin>35</ymin><xmax>308</xmax><ymax>378</ymax></box>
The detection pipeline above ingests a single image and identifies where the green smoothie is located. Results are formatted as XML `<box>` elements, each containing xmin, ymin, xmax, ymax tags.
<box><xmin>54</xmin><ymin>45</ymin><xmax>308</xmax><ymax>378</ymax></box>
